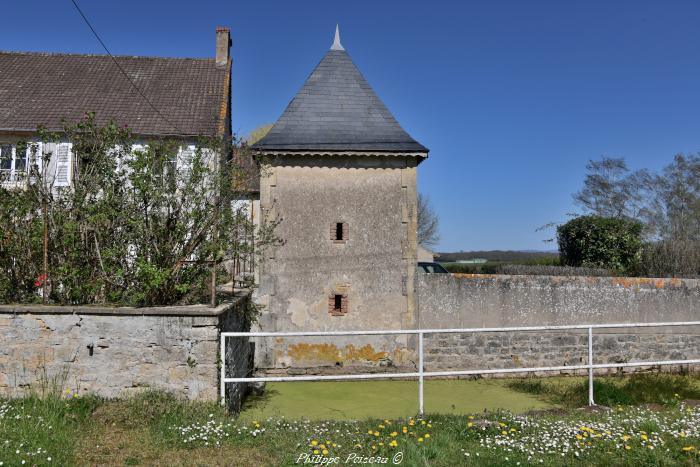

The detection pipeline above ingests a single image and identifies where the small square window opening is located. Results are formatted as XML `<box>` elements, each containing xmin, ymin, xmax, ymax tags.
<box><xmin>335</xmin><ymin>223</ymin><xmax>343</xmax><ymax>241</ymax></box>
<box><xmin>328</xmin><ymin>293</ymin><xmax>348</xmax><ymax>316</ymax></box>
<box><xmin>331</xmin><ymin>222</ymin><xmax>349</xmax><ymax>243</ymax></box>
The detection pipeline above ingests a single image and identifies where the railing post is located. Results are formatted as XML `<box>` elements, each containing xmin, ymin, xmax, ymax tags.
<box><xmin>588</xmin><ymin>326</ymin><xmax>595</xmax><ymax>406</ymax></box>
<box><xmin>220</xmin><ymin>334</ymin><xmax>226</xmax><ymax>407</ymax></box>
<box><xmin>418</xmin><ymin>331</ymin><xmax>424</xmax><ymax>415</ymax></box>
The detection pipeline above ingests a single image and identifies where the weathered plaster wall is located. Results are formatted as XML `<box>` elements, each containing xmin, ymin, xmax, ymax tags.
<box><xmin>255</xmin><ymin>155</ymin><xmax>418</xmax><ymax>371</ymax></box>
<box><xmin>417</xmin><ymin>274</ymin><xmax>700</xmax><ymax>374</ymax></box>
<box><xmin>417</xmin><ymin>274</ymin><xmax>700</xmax><ymax>328</ymax></box>
<box><xmin>0</xmin><ymin>297</ymin><xmax>251</xmax><ymax>406</ymax></box>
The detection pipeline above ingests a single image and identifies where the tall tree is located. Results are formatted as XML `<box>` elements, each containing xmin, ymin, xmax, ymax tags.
<box><xmin>573</xmin><ymin>157</ymin><xmax>653</xmax><ymax>220</ymax></box>
<box><xmin>647</xmin><ymin>154</ymin><xmax>700</xmax><ymax>242</ymax></box>
<box><xmin>417</xmin><ymin>193</ymin><xmax>439</xmax><ymax>248</ymax></box>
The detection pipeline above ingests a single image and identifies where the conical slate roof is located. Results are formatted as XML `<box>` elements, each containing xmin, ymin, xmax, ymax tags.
<box><xmin>254</xmin><ymin>30</ymin><xmax>427</xmax><ymax>153</ymax></box>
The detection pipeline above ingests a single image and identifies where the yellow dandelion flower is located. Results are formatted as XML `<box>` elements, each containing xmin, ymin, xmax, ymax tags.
<box><xmin>641</xmin><ymin>434</ymin><xmax>648</xmax><ymax>441</ymax></box>
<box><xmin>427</xmin><ymin>423</ymin><xmax>432</xmax><ymax>428</ymax></box>
<box><xmin>374</xmin><ymin>431</ymin><xmax>380</xmax><ymax>437</ymax></box>
<box><xmin>624</xmin><ymin>445</ymin><xmax>631</xmax><ymax>450</ymax></box>
<box><xmin>379</xmin><ymin>424</ymin><xmax>385</xmax><ymax>429</ymax></box>
<box><xmin>425</xmin><ymin>433</ymin><xmax>431</xmax><ymax>438</ymax></box>
<box><xmin>576</xmin><ymin>435</ymin><xmax>583</xmax><ymax>440</ymax></box>
<box><xmin>311</xmin><ymin>440</ymin><xmax>318</xmax><ymax>446</ymax></box>
<box><xmin>682</xmin><ymin>446</ymin><xmax>695</xmax><ymax>452</ymax></box>
<box><xmin>379</xmin><ymin>442</ymin><xmax>384</xmax><ymax>446</ymax></box>
<box><xmin>368</xmin><ymin>430</ymin><xmax>374</xmax><ymax>435</ymax></box>
<box><xmin>418</xmin><ymin>437</ymin><xmax>424</xmax><ymax>442</ymax></box>
<box><xmin>332</xmin><ymin>443</ymin><xmax>337</xmax><ymax>447</ymax></box>
<box><xmin>313</xmin><ymin>449</ymin><xmax>319</xmax><ymax>454</ymax></box>
<box><xmin>389</xmin><ymin>440</ymin><xmax>398</xmax><ymax>447</ymax></box>
<box><xmin>467</xmin><ymin>422</ymin><xmax>473</xmax><ymax>427</ymax></box>
<box><xmin>390</xmin><ymin>431</ymin><xmax>398</xmax><ymax>437</ymax></box>
<box><xmin>402</xmin><ymin>427</ymin><xmax>408</xmax><ymax>433</ymax></box>
<box><xmin>468</xmin><ymin>415</ymin><xmax>474</xmax><ymax>420</ymax></box>
<box><xmin>323</xmin><ymin>449</ymin><xmax>329</xmax><ymax>455</ymax></box>
<box><xmin>502</xmin><ymin>431</ymin><xmax>508</xmax><ymax>436</ymax></box>
<box><xmin>421</xmin><ymin>420</ymin><xmax>426</xmax><ymax>425</ymax></box>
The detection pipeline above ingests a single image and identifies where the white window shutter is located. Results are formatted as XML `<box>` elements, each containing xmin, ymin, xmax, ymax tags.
<box><xmin>25</xmin><ymin>142</ymin><xmax>43</xmax><ymax>174</ymax></box>
<box><xmin>54</xmin><ymin>143</ymin><xmax>72</xmax><ymax>187</ymax></box>
<box><xmin>177</xmin><ymin>145</ymin><xmax>195</xmax><ymax>171</ymax></box>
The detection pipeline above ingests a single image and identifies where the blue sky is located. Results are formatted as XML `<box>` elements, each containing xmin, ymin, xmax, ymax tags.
<box><xmin>5</xmin><ymin>1</ymin><xmax>700</xmax><ymax>251</ymax></box>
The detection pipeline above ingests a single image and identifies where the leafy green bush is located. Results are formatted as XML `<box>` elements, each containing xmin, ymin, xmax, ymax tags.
<box><xmin>0</xmin><ymin>115</ymin><xmax>277</xmax><ymax>306</ymax></box>
<box><xmin>557</xmin><ymin>216</ymin><xmax>643</xmax><ymax>273</ymax></box>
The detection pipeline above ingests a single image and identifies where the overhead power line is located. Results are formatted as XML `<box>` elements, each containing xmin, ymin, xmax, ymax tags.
<box><xmin>68</xmin><ymin>0</ymin><xmax>185</xmax><ymax>135</ymax></box>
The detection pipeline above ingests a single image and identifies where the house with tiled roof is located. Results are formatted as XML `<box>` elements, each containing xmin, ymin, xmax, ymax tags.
<box><xmin>251</xmin><ymin>27</ymin><xmax>428</xmax><ymax>371</ymax></box>
<box><xmin>0</xmin><ymin>28</ymin><xmax>232</xmax><ymax>189</ymax></box>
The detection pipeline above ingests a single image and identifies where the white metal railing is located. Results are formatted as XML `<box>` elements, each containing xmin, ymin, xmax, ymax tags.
<box><xmin>220</xmin><ymin>321</ymin><xmax>700</xmax><ymax>413</ymax></box>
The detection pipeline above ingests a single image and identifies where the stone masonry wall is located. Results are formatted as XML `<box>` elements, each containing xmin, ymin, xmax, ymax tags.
<box><xmin>255</xmin><ymin>155</ymin><xmax>418</xmax><ymax>373</ymax></box>
<box><xmin>0</xmin><ymin>295</ymin><xmax>251</xmax><ymax>407</ymax></box>
<box><xmin>417</xmin><ymin>274</ymin><xmax>700</xmax><ymax>375</ymax></box>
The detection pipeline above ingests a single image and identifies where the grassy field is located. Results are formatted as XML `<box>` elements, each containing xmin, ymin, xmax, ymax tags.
<box><xmin>1</xmin><ymin>375</ymin><xmax>700</xmax><ymax>466</ymax></box>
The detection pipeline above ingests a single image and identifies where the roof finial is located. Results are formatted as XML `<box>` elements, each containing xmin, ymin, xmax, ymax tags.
<box><xmin>331</xmin><ymin>24</ymin><xmax>344</xmax><ymax>51</ymax></box>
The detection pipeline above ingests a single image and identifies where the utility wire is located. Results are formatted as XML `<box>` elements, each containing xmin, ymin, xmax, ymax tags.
<box><xmin>69</xmin><ymin>0</ymin><xmax>185</xmax><ymax>135</ymax></box>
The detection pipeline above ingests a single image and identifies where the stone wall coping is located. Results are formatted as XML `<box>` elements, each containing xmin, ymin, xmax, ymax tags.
<box><xmin>0</xmin><ymin>292</ymin><xmax>249</xmax><ymax>317</ymax></box>
<box><xmin>448</xmin><ymin>274</ymin><xmax>699</xmax><ymax>289</ymax></box>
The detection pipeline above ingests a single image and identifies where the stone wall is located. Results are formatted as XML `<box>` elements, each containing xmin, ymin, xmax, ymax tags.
<box><xmin>417</xmin><ymin>274</ymin><xmax>700</xmax><ymax>374</ymax></box>
<box><xmin>0</xmin><ymin>295</ymin><xmax>251</xmax><ymax>408</ymax></box>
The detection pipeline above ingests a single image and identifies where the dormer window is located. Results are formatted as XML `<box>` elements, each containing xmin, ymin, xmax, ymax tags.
<box><xmin>331</xmin><ymin>222</ymin><xmax>348</xmax><ymax>244</ymax></box>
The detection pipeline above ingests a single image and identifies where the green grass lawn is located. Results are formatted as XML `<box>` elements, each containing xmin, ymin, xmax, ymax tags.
<box><xmin>2</xmin><ymin>374</ymin><xmax>700</xmax><ymax>466</ymax></box>
<box><xmin>239</xmin><ymin>379</ymin><xmax>554</xmax><ymax>421</ymax></box>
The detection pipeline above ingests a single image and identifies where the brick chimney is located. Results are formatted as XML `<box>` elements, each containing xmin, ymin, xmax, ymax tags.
<box><xmin>216</xmin><ymin>27</ymin><xmax>231</xmax><ymax>66</ymax></box>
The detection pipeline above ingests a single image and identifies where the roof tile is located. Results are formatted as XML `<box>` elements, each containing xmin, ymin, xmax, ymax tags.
<box><xmin>253</xmin><ymin>49</ymin><xmax>427</xmax><ymax>153</ymax></box>
<box><xmin>0</xmin><ymin>51</ymin><xmax>229</xmax><ymax>137</ymax></box>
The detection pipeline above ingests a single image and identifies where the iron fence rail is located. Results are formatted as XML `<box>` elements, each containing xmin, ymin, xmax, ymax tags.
<box><xmin>220</xmin><ymin>321</ymin><xmax>700</xmax><ymax>413</ymax></box>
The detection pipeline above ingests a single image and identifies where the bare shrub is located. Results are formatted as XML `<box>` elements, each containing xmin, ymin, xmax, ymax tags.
<box><xmin>639</xmin><ymin>240</ymin><xmax>700</xmax><ymax>278</ymax></box>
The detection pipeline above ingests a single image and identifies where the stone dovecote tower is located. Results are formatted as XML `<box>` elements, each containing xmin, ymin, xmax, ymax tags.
<box><xmin>252</xmin><ymin>27</ymin><xmax>428</xmax><ymax>370</ymax></box>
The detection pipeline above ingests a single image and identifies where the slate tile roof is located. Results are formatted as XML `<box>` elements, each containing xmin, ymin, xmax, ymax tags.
<box><xmin>0</xmin><ymin>51</ymin><xmax>230</xmax><ymax>138</ymax></box>
<box><xmin>253</xmin><ymin>49</ymin><xmax>428</xmax><ymax>153</ymax></box>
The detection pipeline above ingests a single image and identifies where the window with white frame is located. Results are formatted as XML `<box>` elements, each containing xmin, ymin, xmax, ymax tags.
<box><xmin>132</xmin><ymin>144</ymin><xmax>194</xmax><ymax>190</ymax></box>
<box><xmin>0</xmin><ymin>143</ymin><xmax>29</xmax><ymax>183</ymax></box>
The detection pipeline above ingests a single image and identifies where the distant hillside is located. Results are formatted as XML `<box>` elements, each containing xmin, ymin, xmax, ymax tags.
<box><xmin>437</xmin><ymin>250</ymin><xmax>559</xmax><ymax>263</ymax></box>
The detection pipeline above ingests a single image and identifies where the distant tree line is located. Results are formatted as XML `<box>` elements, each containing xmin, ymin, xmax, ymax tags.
<box><xmin>437</xmin><ymin>250</ymin><xmax>558</xmax><ymax>263</ymax></box>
